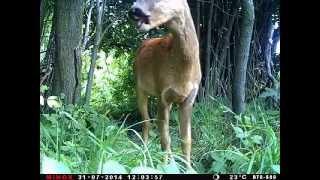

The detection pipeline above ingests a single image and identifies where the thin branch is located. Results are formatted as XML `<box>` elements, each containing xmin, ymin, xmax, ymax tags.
<box><xmin>40</xmin><ymin>66</ymin><xmax>53</xmax><ymax>86</ymax></box>
<box><xmin>81</xmin><ymin>0</ymin><xmax>94</xmax><ymax>51</ymax></box>
<box><xmin>196</xmin><ymin>0</ymin><xmax>238</xmax><ymax>17</ymax></box>
<box><xmin>97</xmin><ymin>23</ymin><xmax>113</xmax><ymax>46</ymax></box>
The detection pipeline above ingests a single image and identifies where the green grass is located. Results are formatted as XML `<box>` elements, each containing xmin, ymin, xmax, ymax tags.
<box><xmin>40</xmin><ymin>97</ymin><xmax>280</xmax><ymax>174</ymax></box>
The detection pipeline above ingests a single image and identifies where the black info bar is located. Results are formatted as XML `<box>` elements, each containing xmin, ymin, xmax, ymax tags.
<box><xmin>40</xmin><ymin>174</ymin><xmax>280</xmax><ymax>180</ymax></box>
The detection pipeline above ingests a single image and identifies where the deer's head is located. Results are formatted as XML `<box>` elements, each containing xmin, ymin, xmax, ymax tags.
<box><xmin>128</xmin><ymin>0</ymin><xmax>185</xmax><ymax>31</ymax></box>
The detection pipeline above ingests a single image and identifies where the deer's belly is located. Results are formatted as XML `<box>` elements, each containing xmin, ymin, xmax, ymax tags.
<box><xmin>136</xmin><ymin>75</ymin><xmax>158</xmax><ymax>96</ymax></box>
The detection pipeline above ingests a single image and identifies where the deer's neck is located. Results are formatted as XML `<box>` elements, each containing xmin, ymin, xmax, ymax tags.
<box><xmin>167</xmin><ymin>3</ymin><xmax>199</xmax><ymax>63</ymax></box>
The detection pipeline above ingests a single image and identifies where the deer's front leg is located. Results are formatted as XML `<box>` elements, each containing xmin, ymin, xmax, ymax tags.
<box><xmin>179</xmin><ymin>101</ymin><xmax>192</xmax><ymax>168</ymax></box>
<box><xmin>157</xmin><ymin>101</ymin><xmax>172</xmax><ymax>164</ymax></box>
<box><xmin>137</xmin><ymin>90</ymin><xmax>150</xmax><ymax>143</ymax></box>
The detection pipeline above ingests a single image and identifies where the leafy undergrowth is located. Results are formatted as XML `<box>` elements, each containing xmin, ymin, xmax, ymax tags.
<box><xmin>40</xmin><ymin>97</ymin><xmax>279</xmax><ymax>174</ymax></box>
<box><xmin>190</xmin><ymin>97</ymin><xmax>280</xmax><ymax>174</ymax></box>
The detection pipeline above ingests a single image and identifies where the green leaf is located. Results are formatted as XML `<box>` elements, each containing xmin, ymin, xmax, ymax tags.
<box><xmin>242</xmin><ymin>139</ymin><xmax>252</xmax><ymax>147</ymax></box>
<box><xmin>232</xmin><ymin>126</ymin><xmax>248</xmax><ymax>139</ymax></box>
<box><xmin>251</xmin><ymin>135</ymin><xmax>263</xmax><ymax>145</ymax></box>
<box><xmin>210</xmin><ymin>159</ymin><xmax>226</xmax><ymax>173</ymax></box>
<box><xmin>247</xmin><ymin>151</ymin><xmax>256</xmax><ymax>173</ymax></box>
<box><xmin>244</xmin><ymin>116</ymin><xmax>251</xmax><ymax>125</ymax></box>
<box><xmin>259</xmin><ymin>88</ymin><xmax>279</xmax><ymax>100</ymax></box>
<box><xmin>130</xmin><ymin>166</ymin><xmax>163</xmax><ymax>174</ymax></box>
<box><xmin>98</xmin><ymin>160</ymin><xmax>128</xmax><ymax>174</ymax></box>
<box><xmin>149</xmin><ymin>129</ymin><xmax>157</xmax><ymax>138</ymax></box>
<box><xmin>234</xmin><ymin>115</ymin><xmax>242</xmax><ymax>121</ymax></box>
<box><xmin>47</xmin><ymin>96</ymin><xmax>62</xmax><ymax>108</ymax></box>
<box><xmin>157</xmin><ymin>159</ymin><xmax>180</xmax><ymax>174</ymax></box>
<box><xmin>40</xmin><ymin>85</ymin><xmax>49</xmax><ymax>93</ymax></box>
<box><xmin>222</xmin><ymin>106</ymin><xmax>234</xmax><ymax>114</ymax></box>
<box><xmin>271</xmin><ymin>165</ymin><xmax>280</xmax><ymax>174</ymax></box>
<box><xmin>210</xmin><ymin>152</ymin><xmax>224</xmax><ymax>162</ymax></box>
<box><xmin>250</xmin><ymin>115</ymin><xmax>257</xmax><ymax>124</ymax></box>
<box><xmin>225</xmin><ymin>151</ymin><xmax>242</xmax><ymax>162</ymax></box>
<box><xmin>209</xmin><ymin>152</ymin><xmax>226</xmax><ymax>173</ymax></box>
<box><xmin>41</xmin><ymin>156</ymin><xmax>71</xmax><ymax>174</ymax></box>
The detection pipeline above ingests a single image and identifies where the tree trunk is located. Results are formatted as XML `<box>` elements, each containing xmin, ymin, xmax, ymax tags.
<box><xmin>204</xmin><ymin>0</ymin><xmax>214</xmax><ymax>94</ymax></box>
<box><xmin>257</xmin><ymin>0</ymin><xmax>275</xmax><ymax>85</ymax></box>
<box><xmin>264</xmin><ymin>18</ymin><xmax>276</xmax><ymax>84</ymax></box>
<box><xmin>40</xmin><ymin>0</ymin><xmax>45</xmax><ymax>38</ymax></box>
<box><xmin>85</xmin><ymin>0</ymin><xmax>104</xmax><ymax>104</ymax></box>
<box><xmin>232</xmin><ymin>0</ymin><xmax>255</xmax><ymax>114</ymax></box>
<box><xmin>52</xmin><ymin>0</ymin><xmax>84</xmax><ymax>104</ymax></box>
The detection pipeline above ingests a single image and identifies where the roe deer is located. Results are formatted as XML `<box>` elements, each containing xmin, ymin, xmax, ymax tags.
<box><xmin>129</xmin><ymin>0</ymin><xmax>201</xmax><ymax>168</ymax></box>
